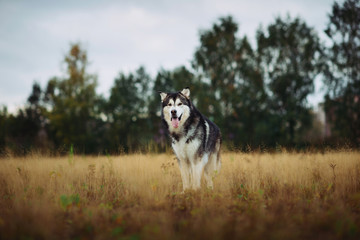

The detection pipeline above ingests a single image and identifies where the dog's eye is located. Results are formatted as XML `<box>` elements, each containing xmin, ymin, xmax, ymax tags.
<box><xmin>178</xmin><ymin>103</ymin><xmax>182</xmax><ymax>106</ymax></box>
<box><xmin>168</xmin><ymin>103</ymin><xmax>172</xmax><ymax>106</ymax></box>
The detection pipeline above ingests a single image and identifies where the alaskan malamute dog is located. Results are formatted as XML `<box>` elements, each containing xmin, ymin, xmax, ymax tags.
<box><xmin>159</xmin><ymin>88</ymin><xmax>221</xmax><ymax>190</ymax></box>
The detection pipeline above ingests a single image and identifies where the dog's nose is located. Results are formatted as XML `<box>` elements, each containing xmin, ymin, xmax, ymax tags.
<box><xmin>171</xmin><ymin>109</ymin><xmax>177</xmax><ymax>115</ymax></box>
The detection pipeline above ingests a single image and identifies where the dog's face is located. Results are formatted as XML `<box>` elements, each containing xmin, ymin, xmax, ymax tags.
<box><xmin>159</xmin><ymin>88</ymin><xmax>191</xmax><ymax>132</ymax></box>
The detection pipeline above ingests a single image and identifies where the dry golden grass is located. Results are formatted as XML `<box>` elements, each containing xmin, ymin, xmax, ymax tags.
<box><xmin>0</xmin><ymin>151</ymin><xmax>360</xmax><ymax>239</ymax></box>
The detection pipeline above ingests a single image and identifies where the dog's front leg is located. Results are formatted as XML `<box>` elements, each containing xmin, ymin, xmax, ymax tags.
<box><xmin>190</xmin><ymin>154</ymin><xmax>209</xmax><ymax>190</ymax></box>
<box><xmin>178</xmin><ymin>158</ymin><xmax>191</xmax><ymax>191</ymax></box>
<box><xmin>191</xmin><ymin>161</ymin><xmax>205</xmax><ymax>190</ymax></box>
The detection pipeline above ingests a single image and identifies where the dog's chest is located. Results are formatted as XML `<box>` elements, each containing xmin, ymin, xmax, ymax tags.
<box><xmin>172</xmin><ymin>137</ymin><xmax>200</xmax><ymax>160</ymax></box>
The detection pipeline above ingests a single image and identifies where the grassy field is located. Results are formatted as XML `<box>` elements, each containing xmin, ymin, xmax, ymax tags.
<box><xmin>0</xmin><ymin>151</ymin><xmax>360</xmax><ymax>239</ymax></box>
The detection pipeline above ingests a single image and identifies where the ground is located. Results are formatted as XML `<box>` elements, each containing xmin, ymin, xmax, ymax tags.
<box><xmin>0</xmin><ymin>151</ymin><xmax>359</xmax><ymax>239</ymax></box>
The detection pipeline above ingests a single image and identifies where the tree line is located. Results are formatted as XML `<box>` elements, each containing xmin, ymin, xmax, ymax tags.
<box><xmin>0</xmin><ymin>0</ymin><xmax>359</xmax><ymax>155</ymax></box>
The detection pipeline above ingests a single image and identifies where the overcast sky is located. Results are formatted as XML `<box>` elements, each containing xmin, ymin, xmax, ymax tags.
<box><xmin>0</xmin><ymin>0</ymin><xmax>337</xmax><ymax>112</ymax></box>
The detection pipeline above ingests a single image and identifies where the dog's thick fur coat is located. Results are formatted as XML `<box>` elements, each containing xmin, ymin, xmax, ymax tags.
<box><xmin>159</xmin><ymin>88</ymin><xmax>221</xmax><ymax>190</ymax></box>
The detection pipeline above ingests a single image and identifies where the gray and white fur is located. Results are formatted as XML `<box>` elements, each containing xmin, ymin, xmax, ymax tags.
<box><xmin>159</xmin><ymin>88</ymin><xmax>221</xmax><ymax>190</ymax></box>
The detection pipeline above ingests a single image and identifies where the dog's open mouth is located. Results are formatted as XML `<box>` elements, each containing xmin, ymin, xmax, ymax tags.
<box><xmin>171</xmin><ymin>114</ymin><xmax>182</xmax><ymax>128</ymax></box>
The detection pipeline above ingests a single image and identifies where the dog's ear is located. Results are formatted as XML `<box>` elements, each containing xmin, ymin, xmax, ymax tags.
<box><xmin>159</xmin><ymin>91</ymin><xmax>167</xmax><ymax>102</ymax></box>
<box><xmin>181</xmin><ymin>87</ymin><xmax>190</xmax><ymax>99</ymax></box>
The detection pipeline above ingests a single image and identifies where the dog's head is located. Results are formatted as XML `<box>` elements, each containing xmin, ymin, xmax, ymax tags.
<box><xmin>159</xmin><ymin>88</ymin><xmax>191</xmax><ymax>132</ymax></box>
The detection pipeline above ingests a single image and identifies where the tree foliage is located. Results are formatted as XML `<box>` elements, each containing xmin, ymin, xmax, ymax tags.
<box><xmin>105</xmin><ymin>67</ymin><xmax>152</xmax><ymax>152</ymax></box>
<box><xmin>44</xmin><ymin>44</ymin><xmax>99</xmax><ymax>153</ymax></box>
<box><xmin>193</xmin><ymin>16</ymin><xmax>239</xmax><ymax>129</ymax></box>
<box><xmin>257</xmin><ymin>16</ymin><xmax>324</xmax><ymax>144</ymax></box>
<box><xmin>324</xmin><ymin>0</ymin><xmax>360</xmax><ymax>144</ymax></box>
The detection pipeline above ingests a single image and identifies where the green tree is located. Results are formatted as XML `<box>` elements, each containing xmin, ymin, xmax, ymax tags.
<box><xmin>324</xmin><ymin>0</ymin><xmax>360</xmax><ymax>145</ymax></box>
<box><xmin>233</xmin><ymin>36</ymin><xmax>270</xmax><ymax>147</ymax></box>
<box><xmin>0</xmin><ymin>106</ymin><xmax>7</xmax><ymax>152</ymax></box>
<box><xmin>27</xmin><ymin>82</ymin><xmax>47</xmax><ymax>130</ymax></box>
<box><xmin>257</xmin><ymin>16</ymin><xmax>324</xmax><ymax>145</ymax></box>
<box><xmin>1</xmin><ymin>83</ymin><xmax>48</xmax><ymax>154</ymax></box>
<box><xmin>44</xmin><ymin>43</ymin><xmax>100</xmax><ymax>153</ymax></box>
<box><xmin>193</xmin><ymin>16</ymin><xmax>238</xmax><ymax>125</ymax></box>
<box><xmin>25</xmin><ymin>82</ymin><xmax>48</xmax><ymax>148</ymax></box>
<box><xmin>105</xmin><ymin>66</ymin><xmax>152</xmax><ymax>152</ymax></box>
<box><xmin>193</xmin><ymin>16</ymin><xmax>269</xmax><ymax>148</ymax></box>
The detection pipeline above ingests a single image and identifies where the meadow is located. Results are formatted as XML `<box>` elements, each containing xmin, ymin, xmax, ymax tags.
<box><xmin>0</xmin><ymin>150</ymin><xmax>360</xmax><ymax>239</ymax></box>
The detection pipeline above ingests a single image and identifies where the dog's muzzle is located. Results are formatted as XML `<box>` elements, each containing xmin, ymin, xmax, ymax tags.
<box><xmin>170</xmin><ymin>110</ymin><xmax>182</xmax><ymax>128</ymax></box>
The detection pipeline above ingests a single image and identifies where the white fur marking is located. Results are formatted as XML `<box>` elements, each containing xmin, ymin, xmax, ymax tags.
<box><xmin>205</xmin><ymin>121</ymin><xmax>210</xmax><ymax>146</ymax></box>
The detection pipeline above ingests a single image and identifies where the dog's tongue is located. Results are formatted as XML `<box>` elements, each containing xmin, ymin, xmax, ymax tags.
<box><xmin>171</xmin><ymin>118</ymin><xmax>179</xmax><ymax>128</ymax></box>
